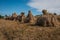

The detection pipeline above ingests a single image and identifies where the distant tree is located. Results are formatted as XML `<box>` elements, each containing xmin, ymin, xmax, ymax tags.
<box><xmin>54</xmin><ymin>13</ymin><xmax>57</xmax><ymax>15</ymax></box>
<box><xmin>5</xmin><ymin>15</ymin><xmax>8</xmax><ymax>18</ymax></box>
<box><xmin>5</xmin><ymin>15</ymin><xmax>8</xmax><ymax>17</ymax></box>
<box><xmin>0</xmin><ymin>15</ymin><xmax>4</xmax><ymax>19</ymax></box>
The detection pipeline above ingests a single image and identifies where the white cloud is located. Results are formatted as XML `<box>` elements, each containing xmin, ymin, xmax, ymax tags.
<box><xmin>27</xmin><ymin>0</ymin><xmax>60</xmax><ymax>14</ymax></box>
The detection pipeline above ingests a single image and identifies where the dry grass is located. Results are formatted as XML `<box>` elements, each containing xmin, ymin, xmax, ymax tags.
<box><xmin>0</xmin><ymin>19</ymin><xmax>60</xmax><ymax>40</ymax></box>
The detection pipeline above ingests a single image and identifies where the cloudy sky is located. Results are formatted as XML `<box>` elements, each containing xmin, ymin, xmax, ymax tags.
<box><xmin>0</xmin><ymin>0</ymin><xmax>60</xmax><ymax>16</ymax></box>
<box><xmin>27</xmin><ymin>0</ymin><xmax>60</xmax><ymax>14</ymax></box>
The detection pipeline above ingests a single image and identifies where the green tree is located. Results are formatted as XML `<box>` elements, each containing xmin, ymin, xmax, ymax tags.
<box><xmin>0</xmin><ymin>15</ymin><xmax>4</xmax><ymax>19</ymax></box>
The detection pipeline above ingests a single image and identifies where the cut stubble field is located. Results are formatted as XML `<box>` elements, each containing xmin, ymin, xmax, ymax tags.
<box><xmin>0</xmin><ymin>19</ymin><xmax>60</xmax><ymax>40</ymax></box>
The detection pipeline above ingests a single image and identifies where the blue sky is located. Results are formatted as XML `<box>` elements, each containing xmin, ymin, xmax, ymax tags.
<box><xmin>0</xmin><ymin>0</ymin><xmax>60</xmax><ymax>16</ymax></box>
<box><xmin>0</xmin><ymin>0</ymin><xmax>41</xmax><ymax>16</ymax></box>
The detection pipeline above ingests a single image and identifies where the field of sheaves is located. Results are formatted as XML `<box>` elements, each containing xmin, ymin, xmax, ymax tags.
<box><xmin>0</xmin><ymin>19</ymin><xmax>60</xmax><ymax>40</ymax></box>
